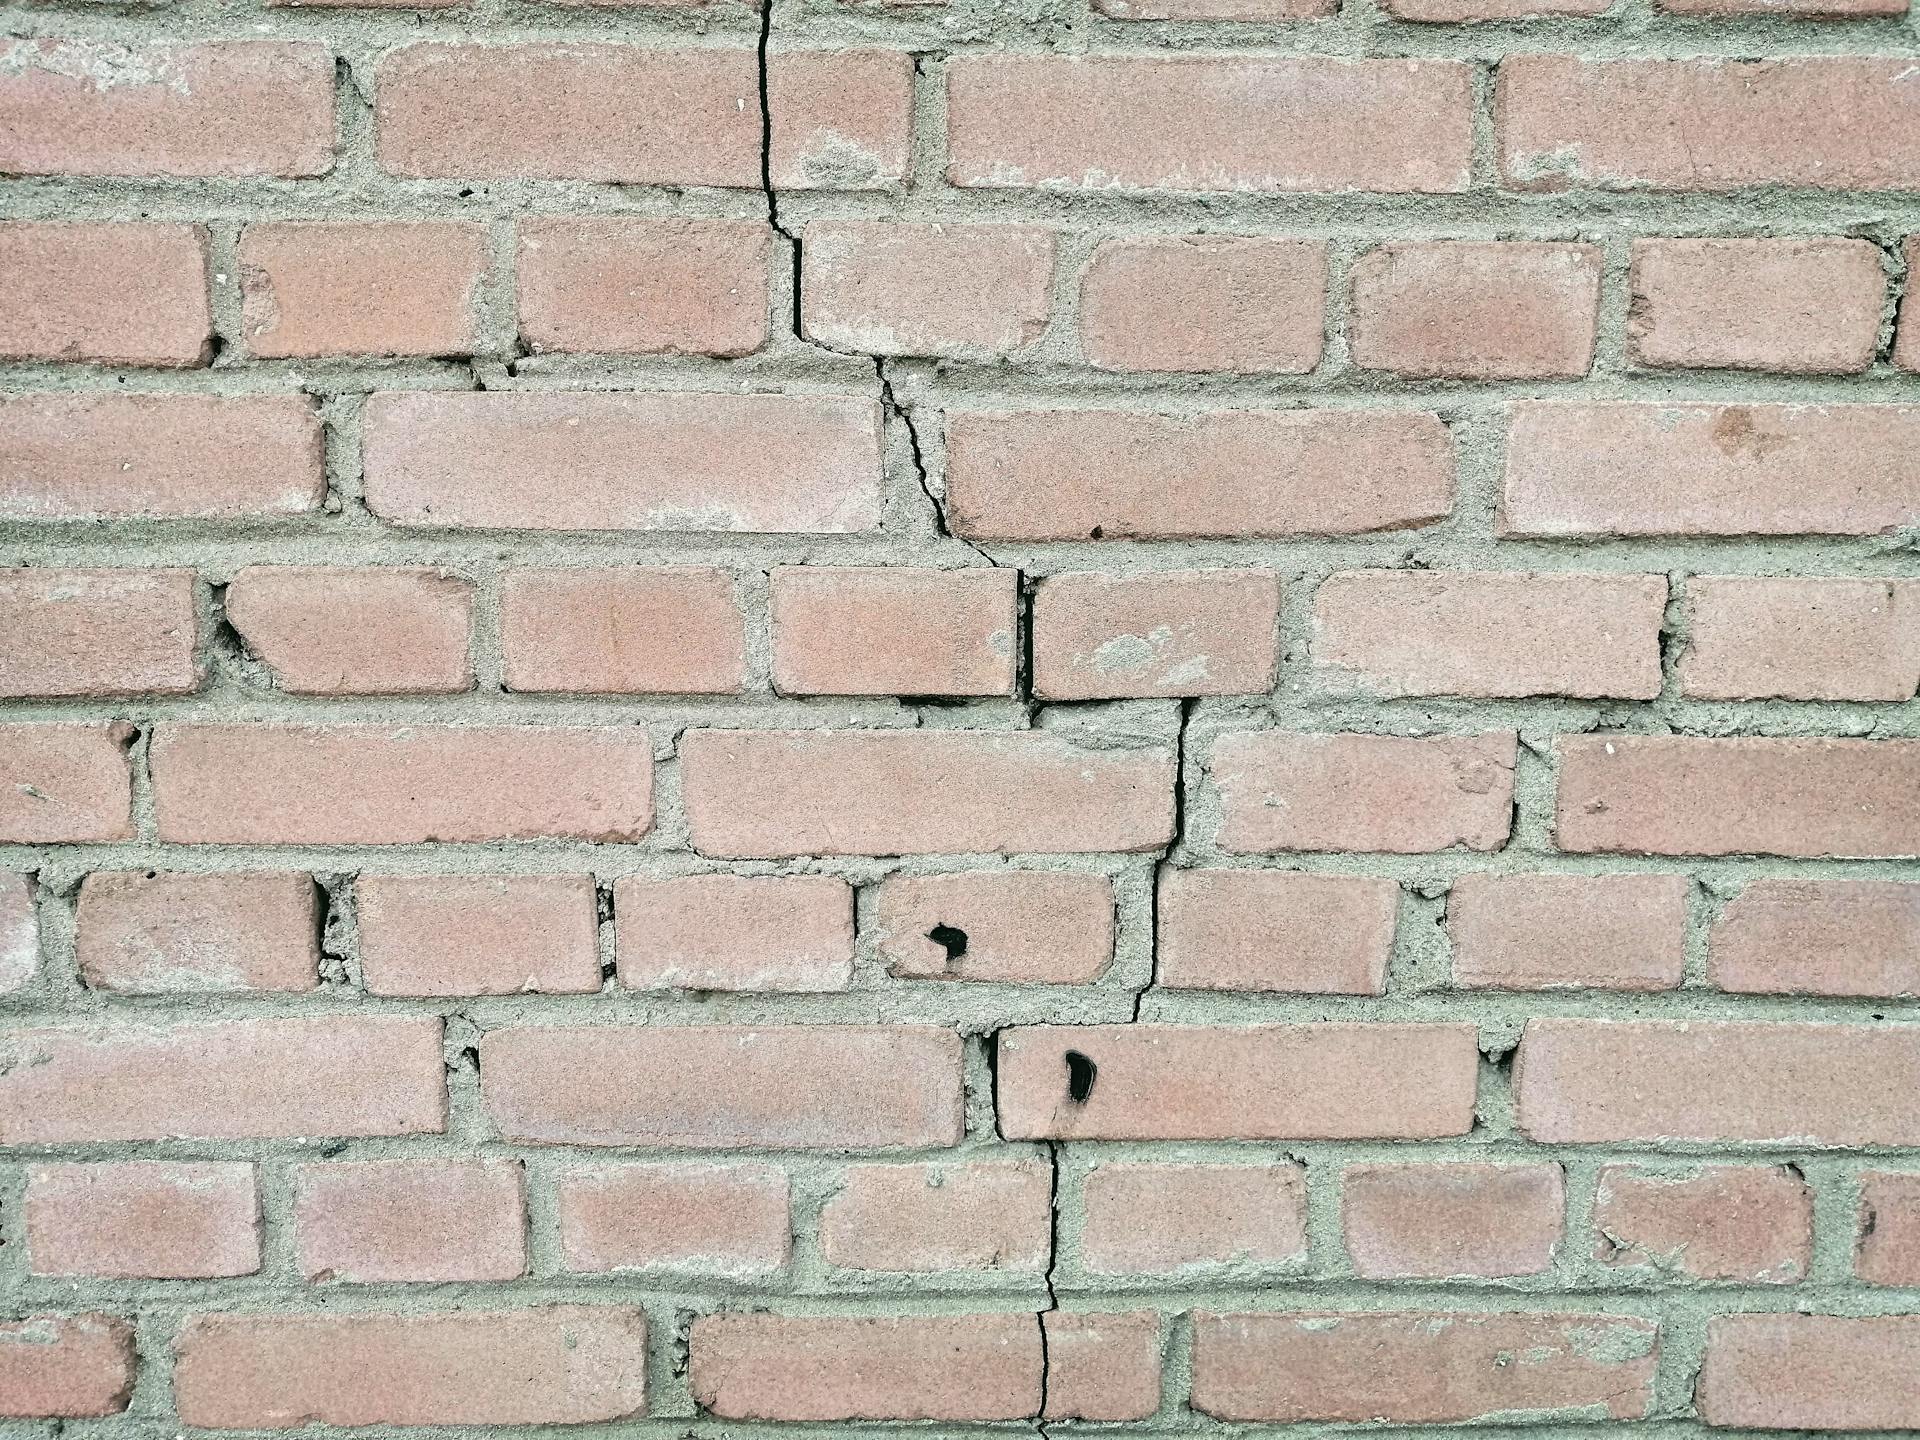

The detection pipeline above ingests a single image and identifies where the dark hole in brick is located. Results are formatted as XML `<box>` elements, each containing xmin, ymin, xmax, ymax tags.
<box><xmin>1065</xmin><ymin>1049</ymin><xmax>1097</xmax><ymax>1104</ymax></box>
<box><xmin>1089</xmin><ymin>525</ymin><xmax>1105</xmax><ymax>539</ymax></box>
<box><xmin>927</xmin><ymin>924</ymin><xmax>968</xmax><ymax>961</ymax></box>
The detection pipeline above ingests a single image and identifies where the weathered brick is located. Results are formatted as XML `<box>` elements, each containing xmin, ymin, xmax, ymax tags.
<box><xmin>766</xmin><ymin>51</ymin><xmax>913</xmax><ymax>189</ymax></box>
<box><xmin>872</xmin><ymin>871</ymin><xmax>1114</xmax><ymax>984</ymax></box>
<box><xmin>1096</xmin><ymin>0</ymin><xmax>1331</xmax><ymax>17</ymax></box>
<box><xmin>0</xmin><ymin>872</ymin><xmax>34</xmax><ymax>994</ymax></box>
<box><xmin>1079</xmin><ymin>236</ymin><xmax>1326</xmax><ymax>373</ymax></box>
<box><xmin>947</xmin><ymin>57</ymin><xmax>1473</xmax><ymax>193</ymax></box>
<box><xmin>239</xmin><ymin>222</ymin><xmax>484</xmax><ymax>359</ymax></box>
<box><xmin>1033</xmin><ymin>570</ymin><xmax>1280</xmax><ymax>699</ymax></box>
<box><xmin>483</xmin><ymin>1025</ymin><xmax>962</xmax><ymax>1148</ymax></box>
<box><xmin>1630</xmin><ymin>238</ymin><xmax>1885</xmax><ymax>373</ymax></box>
<box><xmin>26</xmin><ymin>1162</ymin><xmax>260</xmax><ymax>1279</ymax></box>
<box><xmin>0</xmin><ymin>394</ymin><xmax>323</xmax><ymax>522</ymax></box>
<box><xmin>1857</xmin><ymin>1171</ymin><xmax>1920</xmax><ymax>1285</ymax></box>
<box><xmin>801</xmin><ymin>221</ymin><xmax>1055</xmax><ymax>359</ymax></box>
<box><xmin>680</xmin><ymin>729</ymin><xmax>1173</xmax><ymax>857</ymax></box>
<box><xmin>822</xmin><ymin>1160</ymin><xmax>1050</xmax><ymax>1272</ymax></box>
<box><xmin>0</xmin><ymin>223</ymin><xmax>210</xmax><ymax>366</ymax></box>
<box><xmin>1679</xmin><ymin>576</ymin><xmax>1920</xmax><ymax>701</ymax></box>
<box><xmin>1448</xmin><ymin>873</ymin><xmax>1689</xmax><ymax>992</ymax></box>
<box><xmin>296</xmin><ymin>1159</ymin><xmax>525</xmax><ymax>1283</ymax></box>
<box><xmin>362</xmin><ymin>392</ymin><xmax>881</xmax><ymax>533</ymax></box>
<box><xmin>150</xmin><ymin>724</ymin><xmax>654</xmax><ymax>844</ymax></box>
<box><xmin>1386</xmin><ymin>0</ymin><xmax>1607</xmax><ymax>18</ymax></box>
<box><xmin>947</xmin><ymin>409</ymin><xmax>1453</xmax><ymax>540</ymax></box>
<box><xmin>614</xmin><ymin>874</ymin><xmax>853</xmax><ymax>993</ymax></box>
<box><xmin>1192</xmin><ymin>1312</ymin><xmax>1656</xmax><ymax>1423</ymax></box>
<box><xmin>0</xmin><ymin>1315</ymin><xmax>134</xmax><ymax>1419</ymax></box>
<box><xmin>1157</xmin><ymin>869</ymin><xmax>1397</xmax><ymax>994</ymax></box>
<box><xmin>0</xmin><ymin>39</ymin><xmax>333</xmax><ymax>177</ymax></box>
<box><xmin>1043</xmin><ymin>1312</ymin><xmax>1162</xmax><ymax>1422</ymax></box>
<box><xmin>0</xmin><ymin>723</ymin><xmax>133</xmax><ymax>844</ymax></box>
<box><xmin>1341</xmin><ymin>1163</ymin><xmax>1564</xmax><ymax>1279</ymax></box>
<box><xmin>0</xmin><ymin>1016</ymin><xmax>444</xmax><ymax>1143</ymax></box>
<box><xmin>359</xmin><ymin>874</ymin><xmax>599</xmax><ymax>997</ymax></box>
<box><xmin>771</xmin><ymin>567</ymin><xmax>1016</xmax><ymax>697</ymax></box>
<box><xmin>1698</xmin><ymin>1314</ymin><xmax>1920</xmax><ymax>1430</ymax></box>
<box><xmin>1900</xmin><ymin>237</ymin><xmax>1920</xmax><ymax>371</ymax></box>
<box><xmin>76</xmin><ymin>870</ymin><xmax>320</xmax><ymax>994</ymax></box>
<box><xmin>1080</xmin><ymin>1162</ymin><xmax>1307</xmax><ymax>1274</ymax></box>
<box><xmin>998</xmin><ymin>1024</ymin><xmax>1478</xmax><ymax>1140</ymax></box>
<box><xmin>1349</xmin><ymin>242</ymin><xmax>1601</xmax><ymax>379</ymax></box>
<box><xmin>0</xmin><ymin>568</ymin><xmax>199</xmax><ymax>698</ymax></box>
<box><xmin>691</xmin><ymin>1313</ymin><xmax>1041</xmax><ymax>1421</ymax></box>
<box><xmin>501</xmin><ymin>568</ymin><xmax>747</xmax><ymax>694</ymax></box>
<box><xmin>1503</xmin><ymin>403</ymin><xmax>1920</xmax><ymax>537</ymax></box>
<box><xmin>225</xmin><ymin>567</ymin><xmax>474</xmax><ymax>696</ymax></box>
<box><xmin>1213</xmin><ymin>731</ymin><xmax>1515</xmax><ymax>854</ymax></box>
<box><xmin>557</xmin><ymin>1163</ymin><xmax>791</xmax><ymax>1276</ymax></box>
<box><xmin>1556</xmin><ymin>736</ymin><xmax>1920</xmax><ymax>858</ymax></box>
<box><xmin>1661</xmin><ymin>0</ymin><xmax>1905</xmax><ymax>12</ymax></box>
<box><xmin>1593</xmin><ymin>1164</ymin><xmax>1811</xmax><ymax>1283</ymax></box>
<box><xmin>1711</xmin><ymin>879</ymin><xmax>1920</xmax><ymax>997</ymax></box>
<box><xmin>1515</xmin><ymin>1018</ymin><xmax>1920</xmax><ymax>1144</ymax></box>
<box><xmin>174</xmin><ymin>1309</ymin><xmax>647</xmax><ymax>1427</ymax></box>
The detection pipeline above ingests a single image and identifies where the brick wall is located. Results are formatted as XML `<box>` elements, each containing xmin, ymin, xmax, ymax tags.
<box><xmin>1</xmin><ymin>0</ymin><xmax>1918</xmax><ymax>1427</ymax></box>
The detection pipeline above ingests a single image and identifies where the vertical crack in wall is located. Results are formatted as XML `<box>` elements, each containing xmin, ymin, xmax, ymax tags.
<box><xmin>1036</xmin><ymin>1137</ymin><xmax>1061</xmax><ymax>1435</ymax></box>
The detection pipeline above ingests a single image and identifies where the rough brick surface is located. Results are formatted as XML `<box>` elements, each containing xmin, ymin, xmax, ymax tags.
<box><xmin>0</xmin><ymin>873</ymin><xmax>35</xmax><ymax>995</ymax></box>
<box><xmin>770</xmin><ymin>566</ymin><xmax>1016</xmax><ymax>696</ymax></box>
<box><xmin>75</xmin><ymin>870</ymin><xmax>319</xmax><ymax>993</ymax></box>
<box><xmin>0</xmin><ymin>223</ymin><xmax>211</xmax><ymax>366</ymax></box>
<box><xmin>1033</xmin><ymin>570</ymin><xmax>1281</xmax><ymax>699</ymax></box>
<box><xmin>26</xmin><ymin>1162</ymin><xmax>261</xmax><ymax>1279</ymax></box>
<box><xmin>1080</xmin><ymin>1162</ymin><xmax>1308</xmax><ymax>1274</ymax></box>
<box><xmin>1341</xmin><ymin>1163</ymin><xmax>1565</xmax><ymax>1278</ymax></box>
<box><xmin>0</xmin><ymin>568</ymin><xmax>199</xmax><ymax>698</ymax></box>
<box><xmin>357</xmin><ymin>873</ymin><xmax>600</xmax><ymax>996</ymax></box>
<box><xmin>1448</xmin><ymin>873</ymin><xmax>1689</xmax><ymax>992</ymax></box>
<box><xmin>1158</xmin><ymin>869</ymin><xmax>1397</xmax><ymax>994</ymax></box>
<box><xmin>225</xmin><ymin>566</ymin><xmax>475</xmax><ymax>696</ymax></box>
<box><xmin>1697</xmin><ymin>1314</ymin><xmax>1920</xmax><ymax>1430</ymax></box>
<box><xmin>295</xmin><ymin>1158</ymin><xmax>526</xmax><ymax>1283</ymax></box>
<box><xmin>1592</xmin><ymin>1164</ymin><xmax>1811</xmax><ymax>1283</ymax></box>
<box><xmin>557</xmin><ymin>1163</ymin><xmax>791</xmax><ymax>1277</ymax></box>
<box><xmin>501</xmin><ymin>568</ymin><xmax>747</xmax><ymax>695</ymax></box>
<box><xmin>820</xmin><ymin>1160</ymin><xmax>1051</xmax><ymax>1272</ymax></box>
<box><xmin>0</xmin><ymin>1315</ymin><xmax>135</xmax><ymax>1419</ymax></box>
<box><xmin>239</xmin><ymin>222</ymin><xmax>485</xmax><ymax>358</ymax></box>
<box><xmin>614</xmin><ymin>874</ymin><xmax>853</xmax><ymax>992</ymax></box>
<box><xmin>1709</xmin><ymin>879</ymin><xmax>1920</xmax><ymax>997</ymax></box>
<box><xmin>872</xmin><ymin>871</ymin><xmax>1114</xmax><ymax>983</ymax></box>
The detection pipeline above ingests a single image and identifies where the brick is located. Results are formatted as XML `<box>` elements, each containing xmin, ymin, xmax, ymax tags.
<box><xmin>501</xmin><ymin>568</ymin><xmax>747</xmax><ymax>694</ymax></box>
<box><xmin>519</xmin><ymin>218</ymin><xmax>769</xmax><ymax>357</ymax></box>
<box><xmin>767</xmin><ymin>50</ymin><xmax>913</xmax><ymax>188</ymax></box>
<box><xmin>1341</xmin><ymin>1163</ymin><xmax>1564</xmax><ymax>1279</ymax></box>
<box><xmin>0</xmin><ymin>872</ymin><xmax>34</xmax><ymax>994</ymax></box>
<box><xmin>1630</xmin><ymin>238</ymin><xmax>1885</xmax><ymax>373</ymax></box>
<box><xmin>1192</xmin><ymin>1311</ymin><xmax>1655</xmax><ymax>1423</ymax></box>
<box><xmin>1502</xmin><ymin>403</ymin><xmax>1920</xmax><ymax>537</ymax></box>
<box><xmin>1679</xmin><ymin>576</ymin><xmax>1920</xmax><ymax>701</ymax></box>
<box><xmin>358</xmin><ymin>874</ymin><xmax>600</xmax><ymax>997</ymax></box>
<box><xmin>0</xmin><ymin>39</ymin><xmax>332</xmax><ymax>177</ymax></box>
<box><xmin>771</xmin><ymin>567</ymin><xmax>1016</xmax><ymax>697</ymax></box>
<box><xmin>1711</xmin><ymin>879</ymin><xmax>1920</xmax><ymax>998</ymax></box>
<box><xmin>1096</xmin><ymin>0</ymin><xmax>1331</xmax><ymax>17</ymax></box>
<box><xmin>1662</xmin><ymin>0</ymin><xmax>1905</xmax><ymax>11</ymax></box>
<box><xmin>0</xmin><ymin>1016</ymin><xmax>444</xmax><ymax>1143</ymax></box>
<box><xmin>1500</xmin><ymin>57</ymin><xmax>1920</xmax><ymax>191</ymax></box>
<box><xmin>1594</xmin><ymin>1164</ymin><xmax>1810</xmax><ymax>1283</ymax></box>
<box><xmin>1901</xmin><ymin>237</ymin><xmax>1920</xmax><ymax>371</ymax></box>
<box><xmin>150</xmin><ymin>724</ymin><xmax>654</xmax><ymax>844</ymax></box>
<box><xmin>946</xmin><ymin>409</ymin><xmax>1453</xmax><ymax>540</ymax></box>
<box><xmin>0</xmin><ymin>568</ymin><xmax>199</xmax><ymax>697</ymax></box>
<box><xmin>1514</xmin><ymin>1018</ymin><xmax>1920</xmax><ymax>1145</ymax></box>
<box><xmin>0</xmin><ymin>394</ymin><xmax>323</xmax><ymax>522</ymax></box>
<box><xmin>225</xmin><ymin>566</ymin><xmax>474</xmax><ymax>696</ymax></box>
<box><xmin>0</xmin><ymin>223</ymin><xmax>210</xmax><ymax>366</ymax></box>
<box><xmin>1034</xmin><ymin>570</ymin><xmax>1280</xmax><ymax>699</ymax></box>
<box><xmin>174</xmin><ymin>1309</ymin><xmax>647</xmax><ymax>1427</ymax></box>
<box><xmin>377</xmin><ymin>44</ymin><xmax>758</xmax><ymax>182</ymax></box>
<box><xmin>1313</xmin><ymin>570</ymin><xmax>1665</xmax><ymax>699</ymax></box>
<box><xmin>683</xmin><ymin>729</ymin><xmax>1172</xmax><ymax>857</ymax></box>
<box><xmin>998</xmin><ymin>1024</ymin><xmax>1478</xmax><ymax>1139</ymax></box>
<box><xmin>1448</xmin><ymin>873</ymin><xmax>1688</xmax><ymax>992</ymax></box>
<box><xmin>821</xmin><ymin>1160</ymin><xmax>1050</xmax><ymax>1272</ymax></box>
<box><xmin>0</xmin><ymin>1316</ymin><xmax>134</xmax><ymax>1419</ymax></box>
<box><xmin>296</xmin><ymin>1159</ymin><xmax>525</xmax><ymax>1283</ymax></box>
<box><xmin>1043</xmin><ymin>1312</ymin><xmax>1162</xmax><ymax>1422</ymax></box>
<box><xmin>947</xmin><ymin>57</ymin><xmax>1473</xmax><ymax>193</ymax></box>
<box><xmin>1213</xmin><ymin>731</ymin><xmax>1515</xmax><ymax>854</ymax></box>
<box><xmin>800</xmin><ymin>221</ymin><xmax>1055</xmax><ymax>359</ymax></box>
<box><xmin>483</xmin><ymin>1025</ymin><xmax>962</xmax><ymax>1148</ymax></box>
<box><xmin>1556</xmin><ymin>736</ymin><xmax>1920</xmax><ymax>858</ymax></box>
<box><xmin>76</xmin><ymin>870</ymin><xmax>320</xmax><ymax>994</ymax></box>
<box><xmin>26</xmin><ymin>1162</ymin><xmax>258</xmax><ymax>1280</ymax></box>
<box><xmin>1157</xmin><ymin>869</ymin><xmax>1397</xmax><ymax>994</ymax></box>
<box><xmin>1350</xmin><ymin>242</ymin><xmax>1600</xmax><ymax>379</ymax></box>
<box><xmin>873</xmin><ymin>871</ymin><xmax>1114</xmax><ymax>984</ymax></box>
<box><xmin>691</xmin><ymin>1313</ymin><xmax>1041</xmax><ymax>1422</ymax></box>
<box><xmin>1858</xmin><ymin>1171</ymin><xmax>1920</xmax><ymax>1285</ymax></box>
<box><xmin>1080</xmin><ymin>1162</ymin><xmax>1307</xmax><ymax>1274</ymax></box>
<box><xmin>615</xmin><ymin>874</ymin><xmax>853</xmax><ymax>993</ymax></box>
<box><xmin>1386</xmin><ymin>0</ymin><xmax>1608</xmax><ymax>18</ymax></box>
<box><xmin>557</xmin><ymin>1163</ymin><xmax>790</xmax><ymax>1276</ymax></box>
<box><xmin>1079</xmin><ymin>235</ymin><xmax>1326</xmax><ymax>374</ymax></box>
<box><xmin>362</xmin><ymin>391</ymin><xmax>881</xmax><ymax>533</ymax></box>
<box><xmin>0</xmin><ymin>723</ymin><xmax>133</xmax><ymax>844</ymax></box>
<box><xmin>1699</xmin><ymin>1314</ymin><xmax>1920</xmax><ymax>1430</ymax></box>
<box><xmin>239</xmin><ymin>222</ymin><xmax>485</xmax><ymax>358</ymax></box>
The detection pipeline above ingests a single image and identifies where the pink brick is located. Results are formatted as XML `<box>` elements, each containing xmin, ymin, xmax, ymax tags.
<box><xmin>26</xmin><ymin>1162</ymin><xmax>259</xmax><ymax>1279</ymax></box>
<box><xmin>0</xmin><ymin>872</ymin><xmax>34</xmax><ymax>994</ymax></box>
<box><xmin>771</xmin><ymin>567</ymin><xmax>1016</xmax><ymax>697</ymax></box>
<box><xmin>357</xmin><ymin>874</ymin><xmax>600</xmax><ymax>997</ymax></box>
<box><xmin>873</xmin><ymin>871</ymin><xmax>1114</xmax><ymax>984</ymax></box>
<box><xmin>76</xmin><ymin>870</ymin><xmax>319</xmax><ymax>994</ymax></box>
<box><xmin>1448</xmin><ymin>873</ymin><xmax>1688</xmax><ymax>992</ymax></box>
<box><xmin>1680</xmin><ymin>576</ymin><xmax>1920</xmax><ymax>701</ymax></box>
<box><xmin>501</xmin><ymin>568</ymin><xmax>747</xmax><ymax>694</ymax></box>
<box><xmin>1857</xmin><ymin>1171</ymin><xmax>1920</xmax><ymax>1285</ymax></box>
<box><xmin>1699</xmin><ymin>1315</ymin><xmax>1920</xmax><ymax>1430</ymax></box>
<box><xmin>0</xmin><ymin>223</ymin><xmax>210</xmax><ymax>366</ymax></box>
<box><xmin>1710</xmin><ymin>879</ymin><xmax>1920</xmax><ymax>998</ymax></box>
<box><xmin>1341</xmin><ymin>1163</ymin><xmax>1564</xmax><ymax>1278</ymax></box>
<box><xmin>0</xmin><ymin>723</ymin><xmax>133</xmax><ymax>844</ymax></box>
<box><xmin>0</xmin><ymin>1315</ymin><xmax>134</xmax><ymax>1419</ymax></box>
<box><xmin>1901</xmin><ymin>237</ymin><xmax>1920</xmax><ymax>371</ymax></box>
<box><xmin>614</xmin><ymin>874</ymin><xmax>853</xmax><ymax>992</ymax></box>
<box><xmin>1594</xmin><ymin>1164</ymin><xmax>1811</xmax><ymax>1283</ymax></box>
<box><xmin>0</xmin><ymin>568</ymin><xmax>199</xmax><ymax>698</ymax></box>
<box><xmin>820</xmin><ymin>1160</ymin><xmax>1050</xmax><ymax>1272</ymax></box>
<box><xmin>1081</xmin><ymin>1162</ymin><xmax>1307</xmax><ymax>1274</ymax></box>
<box><xmin>225</xmin><ymin>567</ymin><xmax>474</xmax><ymax>696</ymax></box>
<box><xmin>557</xmin><ymin>1163</ymin><xmax>790</xmax><ymax>1276</ymax></box>
<box><xmin>1097</xmin><ymin>0</ymin><xmax>1330</xmax><ymax>14</ymax></box>
<box><xmin>296</xmin><ymin>1159</ymin><xmax>525</xmax><ymax>1283</ymax></box>
<box><xmin>1034</xmin><ymin>570</ymin><xmax>1280</xmax><ymax>699</ymax></box>
<box><xmin>767</xmin><ymin>51</ymin><xmax>913</xmax><ymax>189</ymax></box>
<box><xmin>1157</xmin><ymin>869</ymin><xmax>1397</xmax><ymax>994</ymax></box>
<box><xmin>1044</xmin><ymin>1312</ymin><xmax>1162</xmax><ymax>1422</ymax></box>
<box><xmin>1386</xmin><ymin>0</ymin><xmax>1607</xmax><ymax>17</ymax></box>
<box><xmin>240</xmin><ymin>222</ymin><xmax>485</xmax><ymax>358</ymax></box>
